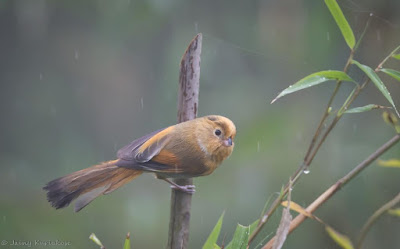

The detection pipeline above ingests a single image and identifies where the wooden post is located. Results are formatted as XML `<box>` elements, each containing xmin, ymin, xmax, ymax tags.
<box><xmin>167</xmin><ymin>33</ymin><xmax>202</xmax><ymax>249</ymax></box>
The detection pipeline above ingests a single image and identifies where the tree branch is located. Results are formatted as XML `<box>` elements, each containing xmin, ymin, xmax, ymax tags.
<box><xmin>167</xmin><ymin>33</ymin><xmax>202</xmax><ymax>249</ymax></box>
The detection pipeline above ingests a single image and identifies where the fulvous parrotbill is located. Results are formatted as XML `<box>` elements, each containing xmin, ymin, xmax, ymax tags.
<box><xmin>44</xmin><ymin>115</ymin><xmax>236</xmax><ymax>212</ymax></box>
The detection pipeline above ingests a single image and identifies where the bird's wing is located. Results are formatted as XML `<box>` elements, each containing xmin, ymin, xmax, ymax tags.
<box><xmin>117</xmin><ymin>127</ymin><xmax>168</xmax><ymax>161</ymax></box>
<box><xmin>116</xmin><ymin>126</ymin><xmax>183</xmax><ymax>174</ymax></box>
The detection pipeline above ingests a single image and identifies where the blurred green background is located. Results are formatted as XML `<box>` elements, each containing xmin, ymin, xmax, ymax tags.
<box><xmin>1</xmin><ymin>0</ymin><xmax>400</xmax><ymax>248</ymax></box>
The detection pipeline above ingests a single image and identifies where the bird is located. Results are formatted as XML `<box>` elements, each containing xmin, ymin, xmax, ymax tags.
<box><xmin>43</xmin><ymin>115</ymin><xmax>236</xmax><ymax>212</ymax></box>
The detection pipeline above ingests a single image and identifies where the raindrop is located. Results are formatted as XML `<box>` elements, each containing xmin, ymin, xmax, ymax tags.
<box><xmin>261</xmin><ymin>214</ymin><xmax>268</xmax><ymax>223</ymax></box>
<box><xmin>303</xmin><ymin>168</ymin><xmax>310</xmax><ymax>174</ymax></box>
<box><xmin>74</xmin><ymin>49</ymin><xmax>80</xmax><ymax>60</ymax></box>
<box><xmin>376</xmin><ymin>30</ymin><xmax>381</xmax><ymax>41</ymax></box>
<box><xmin>194</xmin><ymin>22</ymin><xmax>198</xmax><ymax>33</ymax></box>
<box><xmin>140</xmin><ymin>97</ymin><xmax>144</xmax><ymax>109</ymax></box>
<box><xmin>327</xmin><ymin>32</ymin><xmax>330</xmax><ymax>41</ymax></box>
<box><xmin>257</xmin><ymin>141</ymin><xmax>260</xmax><ymax>152</ymax></box>
<box><xmin>39</xmin><ymin>73</ymin><xmax>43</xmax><ymax>80</ymax></box>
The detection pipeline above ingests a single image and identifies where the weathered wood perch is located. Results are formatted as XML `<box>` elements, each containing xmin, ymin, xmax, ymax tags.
<box><xmin>167</xmin><ymin>33</ymin><xmax>202</xmax><ymax>249</ymax></box>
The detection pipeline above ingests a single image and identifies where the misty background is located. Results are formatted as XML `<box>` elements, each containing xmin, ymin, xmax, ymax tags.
<box><xmin>1</xmin><ymin>0</ymin><xmax>399</xmax><ymax>248</ymax></box>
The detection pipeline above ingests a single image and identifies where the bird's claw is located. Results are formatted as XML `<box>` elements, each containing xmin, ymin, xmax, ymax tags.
<box><xmin>171</xmin><ymin>184</ymin><xmax>196</xmax><ymax>194</ymax></box>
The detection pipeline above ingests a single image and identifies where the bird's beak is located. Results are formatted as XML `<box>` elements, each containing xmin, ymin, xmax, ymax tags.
<box><xmin>223</xmin><ymin>137</ymin><xmax>233</xmax><ymax>147</ymax></box>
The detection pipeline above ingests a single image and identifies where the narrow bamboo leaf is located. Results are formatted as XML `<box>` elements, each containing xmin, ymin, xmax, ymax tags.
<box><xmin>271</xmin><ymin>71</ymin><xmax>354</xmax><ymax>103</ymax></box>
<box><xmin>345</xmin><ymin>104</ymin><xmax>386</xmax><ymax>114</ymax></box>
<box><xmin>382</xmin><ymin>111</ymin><xmax>400</xmax><ymax>133</ymax></box>
<box><xmin>388</xmin><ymin>208</ymin><xmax>400</xmax><ymax>217</ymax></box>
<box><xmin>225</xmin><ymin>224</ymin><xmax>250</xmax><ymax>249</ymax></box>
<box><xmin>352</xmin><ymin>60</ymin><xmax>400</xmax><ymax>117</ymax></box>
<box><xmin>380</xmin><ymin>68</ymin><xmax>400</xmax><ymax>82</ymax></box>
<box><xmin>123</xmin><ymin>232</ymin><xmax>131</xmax><ymax>249</ymax></box>
<box><xmin>324</xmin><ymin>0</ymin><xmax>355</xmax><ymax>49</ymax></box>
<box><xmin>392</xmin><ymin>54</ymin><xmax>400</xmax><ymax>60</ymax></box>
<box><xmin>377</xmin><ymin>159</ymin><xmax>400</xmax><ymax>168</ymax></box>
<box><xmin>226</xmin><ymin>220</ymin><xmax>259</xmax><ymax>249</ymax></box>
<box><xmin>213</xmin><ymin>244</ymin><xmax>221</xmax><ymax>249</ymax></box>
<box><xmin>89</xmin><ymin>233</ymin><xmax>104</xmax><ymax>248</ymax></box>
<box><xmin>325</xmin><ymin>226</ymin><xmax>354</xmax><ymax>249</ymax></box>
<box><xmin>249</xmin><ymin>219</ymin><xmax>260</xmax><ymax>235</ymax></box>
<box><xmin>203</xmin><ymin>212</ymin><xmax>225</xmax><ymax>249</ymax></box>
<box><xmin>382</xmin><ymin>111</ymin><xmax>399</xmax><ymax>126</ymax></box>
<box><xmin>272</xmin><ymin>207</ymin><xmax>292</xmax><ymax>249</ymax></box>
<box><xmin>281</xmin><ymin>201</ymin><xmax>313</xmax><ymax>218</ymax></box>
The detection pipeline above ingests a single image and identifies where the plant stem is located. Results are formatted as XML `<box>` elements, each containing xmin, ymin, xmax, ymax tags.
<box><xmin>356</xmin><ymin>192</ymin><xmax>400</xmax><ymax>249</ymax></box>
<box><xmin>376</xmin><ymin>44</ymin><xmax>400</xmax><ymax>69</ymax></box>
<box><xmin>248</xmin><ymin>46</ymin><xmax>356</xmax><ymax>247</ymax></box>
<box><xmin>262</xmin><ymin>133</ymin><xmax>400</xmax><ymax>249</ymax></box>
<box><xmin>249</xmin><ymin>39</ymin><xmax>399</xmax><ymax>247</ymax></box>
<box><xmin>354</xmin><ymin>13</ymin><xmax>372</xmax><ymax>51</ymax></box>
<box><xmin>168</xmin><ymin>33</ymin><xmax>202</xmax><ymax>249</ymax></box>
<box><xmin>303</xmin><ymin>49</ymin><xmax>354</xmax><ymax>164</ymax></box>
<box><xmin>262</xmin><ymin>44</ymin><xmax>399</xmax><ymax>246</ymax></box>
<box><xmin>304</xmin><ymin>49</ymin><xmax>355</xmax><ymax>164</ymax></box>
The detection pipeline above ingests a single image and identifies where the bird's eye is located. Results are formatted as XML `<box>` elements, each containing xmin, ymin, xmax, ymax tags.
<box><xmin>214</xmin><ymin>129</ymin><xmax>222</xmax><ymax>136</ymax></box>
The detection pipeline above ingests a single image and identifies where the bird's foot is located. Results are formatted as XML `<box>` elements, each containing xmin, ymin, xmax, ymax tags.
<box><xmin>170</xmin><ymin>184</ymin><xmax>196</xmax><ymax>194</ymax></box>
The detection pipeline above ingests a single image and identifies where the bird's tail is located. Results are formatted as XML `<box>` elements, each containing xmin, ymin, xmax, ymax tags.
<box><xmin>43</xmin><ymin>160</ymin><xmax>142</xmax><ymax>212</ymax></box>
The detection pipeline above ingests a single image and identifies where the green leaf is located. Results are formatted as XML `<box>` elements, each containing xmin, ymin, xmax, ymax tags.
<box><xmin>271</xmin><ymin>71</ymin><xmax>355</xmax><ymax>103</ymax></box>
<box><xmin>352</xmin><ymin>60</ymin><xmax>400</xmax><ymax>117</ymax></box>
<box><xmin>392</xmin><ymin>54</ymin><xmax>400</xmax><ymax>60</ymax></box>
<box><xmin>377</xmin><ymin>159</ymin><xmax>400</xmax><ymax>168</ymax></box>
<box><xmin>213</xmin><ymin>244</ymin><xmax>221</xmax><ymax>249</ymax></box>
<box><xmin>225</xmin><ymin>224</ymin><xmax>250</xmax><ymax>249</ymax></box>
<box><xmin>123</xmin><ymin>233</ymin><xmax>131</xmax><ymax>249</ymax></box>
<box><xmin>388</xmin><ymin>208</ymin><xmax>400</xmax><ymax>217</ymax></box>
<box><xmin>380</xmin><ymin>68</ymin><xmax>400</xmax><ymax>82</ymax></box>
<box><xmin>345</xmin><ymin>104</ymin><xmax>386</xmax><ymax>114</ymax></box>
<box><xmin>227</xmin><ymin>220</ymin><xmax>259</xmax><ymax>249</ymax></box>
<box><xmin>324</xmin><ymin>0</ymin><xmax>355</xmax><ymax>49</ymax></box>
<box><xmin>249</xmin><ymin>219</ymin><xmax>259</xmax><ymax>236</ymax></box>
<box><xmin>202</xmin><ymin>212</ymin><xmax>225</xmax><ymax>249</ymax></box>
<box><xmin>325</xmin><ymin>226</ymin><xmax>354</xmax><ymax>249</ymax></box>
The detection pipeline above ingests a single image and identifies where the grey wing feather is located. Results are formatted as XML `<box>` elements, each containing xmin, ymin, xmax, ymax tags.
<box><xmin>134</xmin><ymin>132</ymin><xmax>171</xmax><ymax>163</ymax></box>
<box><xmin>117</xmin><ymin>128</ymin><xmax>166</xmax><ymax>161</ymax></box>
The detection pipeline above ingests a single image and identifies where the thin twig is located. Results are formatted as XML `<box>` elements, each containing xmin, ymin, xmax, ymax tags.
<box><xmin>262</xmin><ymin>134</ymin><xmax>400</xmax><ymax>249</ymax></box>
<box><xmin>248</xmin><ymin>45</ymin><xmax>356</xmax><ymax>246</ymax></box>
<box><xmin>356</xmin><ymin>192</ymin><xmax>400</xmax><ymax>249</ymax></box>
<box><xmin>376</xmin><ymin>44</ymin><xmax>400</xmax><ymax>69</ymax></box>
<box><xmin>249</xmin><ymin>40</ymin><xmax>400</xmax><ymax>246</ymax></box>
<box><xmin>304</xmin><ymin>49</ymin><xmax>355</xmax><ymax>164</ymax></box>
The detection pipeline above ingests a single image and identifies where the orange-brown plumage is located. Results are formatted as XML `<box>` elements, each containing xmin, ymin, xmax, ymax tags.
<box><xmin>44</xmin><ymin>115</ymin><xmax>236</xmax><ymax>211</ymax></box>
